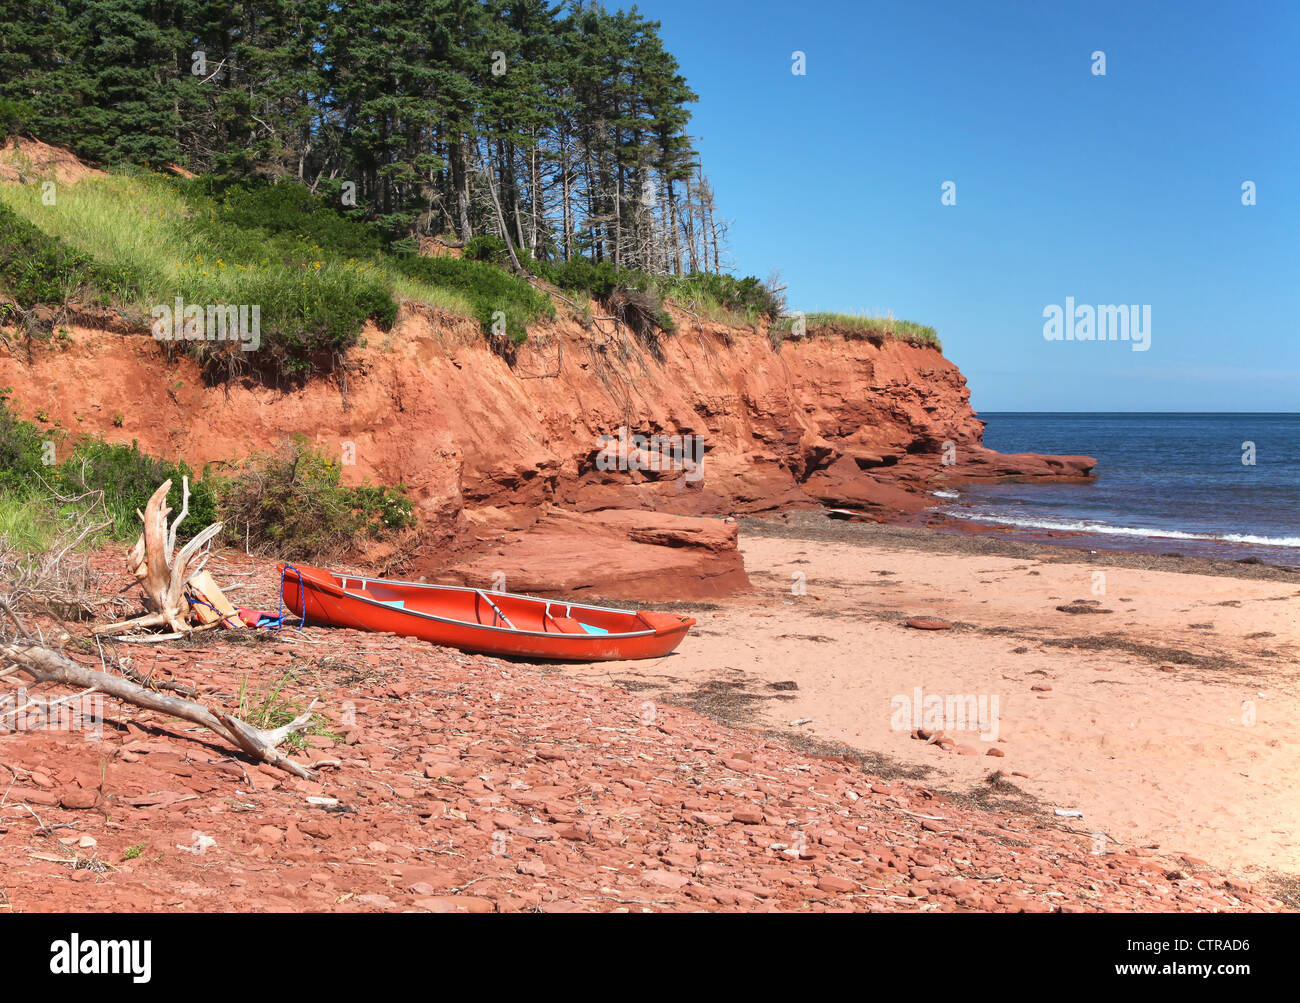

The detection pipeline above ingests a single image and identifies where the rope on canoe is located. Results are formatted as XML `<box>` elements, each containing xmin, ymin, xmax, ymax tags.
<box><xmin>273</xmin><ymin>564</ymin><xmax>307</xmax><ymax>632</ymax></box>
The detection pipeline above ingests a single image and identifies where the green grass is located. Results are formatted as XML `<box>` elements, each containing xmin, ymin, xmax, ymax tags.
<box><xmin>235</xmin><ymin>670</ymin><xmax>341</xmax><ymax>751</ymax></box>
<box><xmin>651</xmin><ymin>272</ymin><xmax>781</xmax><ymax>328</ymax></box>
<box><xmin>0</xmin><ymin>174</ymin><xmax>181</xmax><ymax>301</ymax></box>
<box><xmin>0</xmin><ymin>172</ymin><xmax>558</xmax><ymax>373</ymax></box>
<box><xmin>392</xmin><ymin>254</ymin><xmax>554</xmax><ymax>344</ymax></box>
<box><xmin>0</xmin><ymin>175</ymin><xmax>402</xmax><ymax>380</ymax></box>
<box><xmin>0</xmin><ymin>199</ymin><xmax>139</xmax><ymax>309</ymax></box>
<box><xmin>790</xmin><ymin>312</ymin><xmax>942</xmax><ymax>350</ymax></box>
<box><xmin>0</xmin><ymin>494</ymin><xmax>68</xmax><ymax>552</ymax></box>
<box><xmin>385</xmin><ymin>272</ymin><xmax>476</xmax><ymax>317</ymax></box>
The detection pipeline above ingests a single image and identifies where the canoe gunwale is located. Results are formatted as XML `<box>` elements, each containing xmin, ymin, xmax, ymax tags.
<box><xmin>282</xmin><ymin>565</ymin><xmax>684</xmax><ymax>641</ymax></box>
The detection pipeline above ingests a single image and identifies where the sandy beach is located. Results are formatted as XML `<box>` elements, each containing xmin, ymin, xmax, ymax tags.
<box><xmin>565</xmin><ymin>512</ymin><xmax>1300</xmax><ymax>882</ymax></box>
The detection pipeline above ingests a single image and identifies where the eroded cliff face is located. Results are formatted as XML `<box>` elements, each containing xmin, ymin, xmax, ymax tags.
<box><xmin>0</xmin><ymin>305</ymin><xmax>1093</xmax><ymax>599</ymax></box>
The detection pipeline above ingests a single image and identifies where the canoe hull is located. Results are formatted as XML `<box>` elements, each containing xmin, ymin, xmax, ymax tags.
<box><xmin>279</xmin><ymin>564</ymin><xmax>694</xmax><ymax>662</ymax></box>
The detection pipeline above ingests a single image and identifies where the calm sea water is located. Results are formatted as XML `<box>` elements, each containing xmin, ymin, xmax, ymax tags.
<box><xmin>940</xmin><ymin>413</ymin><xmax>1300</xmax><ymax>566</ymax></box>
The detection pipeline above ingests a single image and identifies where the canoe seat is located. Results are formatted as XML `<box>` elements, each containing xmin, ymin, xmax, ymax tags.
<box><xmin>550</xmin><ymin>616</ymin><xmax>585</xmax><ymax>635</ymax></box>
<box><xmin>549</xmin><ymin>616</ymin><xmax>608</xmax><ymax>636</ymax></box>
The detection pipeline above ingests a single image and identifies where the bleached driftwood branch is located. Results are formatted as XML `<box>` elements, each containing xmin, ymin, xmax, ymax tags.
<box><xmin>0</xmin><ymin>624</ymin><xmax>317</xmax><ymax>779</ymax></box>
<box><xmin>94</xmin><ymin>477</ymin><xmax>224</xmax><ymax>636</ymax></box>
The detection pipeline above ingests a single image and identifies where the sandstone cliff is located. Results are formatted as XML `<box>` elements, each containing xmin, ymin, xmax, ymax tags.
<box><xmin>0</xmin><ymin>305</ymin><xmax>1094</xmax><ymax>599</ymax></box>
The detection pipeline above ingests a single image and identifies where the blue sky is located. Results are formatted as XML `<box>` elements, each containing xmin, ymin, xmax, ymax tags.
<box><xmin>637</xmin><ymin>0</ymin><xmax>1298</xmax><ymax>412</ymax></box>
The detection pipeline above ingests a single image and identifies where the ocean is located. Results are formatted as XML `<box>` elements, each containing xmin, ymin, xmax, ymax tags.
<box><xmin>940</xmin><ymin>413</ymin><xmax>1300</xmax><ymax>566</ymax></box>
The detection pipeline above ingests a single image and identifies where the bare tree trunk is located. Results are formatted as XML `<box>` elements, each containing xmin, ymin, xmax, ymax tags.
<box><xmin>453</xmin><ymin>140</ymin><xmax>473</xmax><ymax>241</ymax></box>
<box><xmin>682</xmin><ymin>176</ymin><xmax>699</xmax><ymax>273</ymax></box>
<box><xmin>527</xmin><ymin>130</ymin><xmax>540</xmax><ymax>256</ymax></box>
<box><xmin>559</xmin><ymin>124</ymin><xmax>573</xmax><ymax>261</ymax></box>
<box><xmin>665</xmin><ymin>172</ymin><xmax>681</xmax><ymax>275</ymax></box>
<box><xmin>480</xmin><ymin>142</ymin><xmax>524</xmax><ymax>274</ymax></box>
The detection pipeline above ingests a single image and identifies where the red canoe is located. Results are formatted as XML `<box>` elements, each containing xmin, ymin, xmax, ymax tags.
<box><xmin>278</xmin><ymin>564</ymin><xmax>695</xmax><ymax>662</ymax></box>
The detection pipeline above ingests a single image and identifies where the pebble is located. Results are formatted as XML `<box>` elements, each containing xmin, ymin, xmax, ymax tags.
<box><xmin>905</xmin><ymin>617</ymin><xmax>955</xmax><ymax>631</ymax></box>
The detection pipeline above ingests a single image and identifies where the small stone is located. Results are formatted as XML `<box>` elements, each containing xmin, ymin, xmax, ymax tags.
<box><xmin>817</xmin><ymin>874</ymin><xmax>858</xmax><ymax>893</ymax></box>
<box><xmin>906</xmin><ymin>617</ymin><xmax>955</xmax><ymax>631</ymax></box>
<box><xmin>413</xmin><ymin>896</ymin><xmax>495</xmax><ymax>914</ymax></box>
<box><xmin>642</xmin><ymin>869</ymin><xmax>690</xmax><ymax>890</ymax></box>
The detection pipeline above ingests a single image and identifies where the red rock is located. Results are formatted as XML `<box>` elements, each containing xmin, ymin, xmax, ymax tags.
<box><xmin>986</xmin><ymin>748</ymin><xmax>1005</xmax><ymax>757</ymax></box>
<box><xmin>436</xmin><ymin>509</ymin><xmax>750</xmax><ymax>603</ymax></box>
<box><xmin>642</xmin><ymin>869</ymin><xmax>690</xmax><ymax>890</ymax></box>
<box><xmin>58</xmin><ymin>790</ymin><xmax>98</xmax><ymax>810</ymax></box>
<box><xmin>413</xmin><ymin>896</ymin><xmax>496</xmax><ymax>914</ymax></box>
<box><xmin>906</xmin><ymin>617</ymin><xmax>955</xmax><ymax>631</ymax></box>
<box><xmin>731</xmin><ymin>807</ymin><xmax>763</xmax><ymax>825</ymax></box>
<box><xmin>817</xmin><ymin>874</ymin><xmax>858</xmax><ymax>893</ymax></box>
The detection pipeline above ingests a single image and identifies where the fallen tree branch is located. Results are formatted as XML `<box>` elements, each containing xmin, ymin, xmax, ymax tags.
<box><xmin>0</xmin><ymin>631</ymin><xmax>317</xmax><ymax>779</ymax></box>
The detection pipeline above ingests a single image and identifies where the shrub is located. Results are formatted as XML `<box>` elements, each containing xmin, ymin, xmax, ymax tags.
<box><xmin>174</xmin><ymin>178</ymin><xmax>387</xmax><ymax>260</ymax></box>
<box><xmin>55</xmin><ymin>437</ymin><xmax>217</xmax><ymax>541</ymax></box>
<box><xmin>463</xmin><ymin>234</ymin><xmax>509</xmax><ymax>264</ymax></box>
<box><xmin>654</xmin><ymin>272</ymin><xmax>783</xmax><ymax>321</ymax></box>
<box><xmin>392</xmin><ymin>255</ymin><xmax>553</xmax><ymax>344</ymax></box>
<box><xmin>0</xmin><ymin>388</ymin><xmax>49</xmax><ymax>494</ymax></box>
<box><xmin>534</xmin><ymin>257</ymin><xmax>623</xmax><ymax>301</ymax></box>
<box><xmin>187</xmin><ymin>261</ymin><xmax>398</xmax><ymax>383</ymax></box>
<box><xmin>217</xmin><ymin>439</ymin><xmax>414</xmax><ymax>561</ymax></box>
<box><xmin>605</xmin><ymin>285</ymin><xmax>674</xmax><ymax>359</ymax></box>
<box><xmin>0</xmin><ymin>201</ymin><xmax>133</xmax><ymax>306</ymax></box>
<box><xmin>161</xmin><ymin>181</ymin><xmax>399</xmax><ymax>382</ymax></box>
<box><xmin>0</xmin><ymin>392</ymin><xmax>217</xmax><ymax>542</ymax></box>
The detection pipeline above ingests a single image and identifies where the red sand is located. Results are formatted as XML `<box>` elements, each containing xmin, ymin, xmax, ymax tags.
<box><xmin>0</xmin><ymin>553</ymin><xmax>1283</xmax><ymax>913</ymax></box>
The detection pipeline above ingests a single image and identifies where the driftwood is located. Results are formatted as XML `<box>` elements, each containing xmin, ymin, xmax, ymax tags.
<box><xmin>94</xmin><ymin>477</ymin><xmax>224</xmax><ymax>636</ymax></box>
<box><xmin>0</xmin><ymin>616</ymin><xmax>317</xmax><ymax>779</ymax></box>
